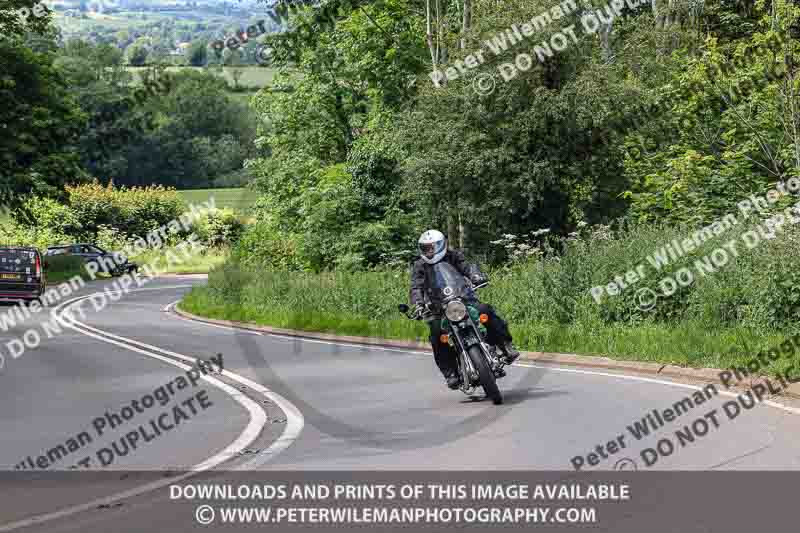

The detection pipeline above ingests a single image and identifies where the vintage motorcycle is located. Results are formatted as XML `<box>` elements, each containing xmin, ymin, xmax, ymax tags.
<box><xmin>399</xmin><ymin>262</ymin><xmax>506</xmax><ymax>405</ymax></box>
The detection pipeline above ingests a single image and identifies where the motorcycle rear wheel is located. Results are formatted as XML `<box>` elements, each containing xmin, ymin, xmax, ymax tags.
<box><xmin>467</xmin><ymin>344</ymin><xmax>503</xmax><ymax>405</ymax></box>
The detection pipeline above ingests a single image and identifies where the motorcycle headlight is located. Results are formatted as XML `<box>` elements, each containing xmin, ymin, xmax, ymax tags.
<box><xmin>445</xmin><ymin>300</ymin><xmax>468</xmax><ymax>322</ymax></box>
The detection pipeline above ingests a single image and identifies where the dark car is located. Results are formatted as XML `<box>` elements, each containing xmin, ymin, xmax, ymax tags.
<box><xmin>0</xmin><ymin>247</ymin><xmax>45</xmax><ymax>302</ymax></box>
<box><xmin>44</xmin><ymin>244</ymin><xmax>138</xmax><ymax>277</ymax></box>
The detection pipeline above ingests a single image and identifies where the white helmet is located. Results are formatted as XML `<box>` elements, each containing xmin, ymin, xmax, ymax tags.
<box><xmin>418</xmin><ymin>229</ymin><xmax>447</xmax><ymax>264</ymax></box>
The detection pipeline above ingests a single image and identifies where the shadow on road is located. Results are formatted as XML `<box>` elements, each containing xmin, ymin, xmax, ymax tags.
<box><xmin>459</xmin><ymin>387</ymin><xmax>568</xmax><ymax>406</ymax></box>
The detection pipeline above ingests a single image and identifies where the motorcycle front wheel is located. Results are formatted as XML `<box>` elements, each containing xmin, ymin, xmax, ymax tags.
<box><xmin>467</xmin><ymin>344</ymin><xmax>503</xmax><ymax>405</ymax></box>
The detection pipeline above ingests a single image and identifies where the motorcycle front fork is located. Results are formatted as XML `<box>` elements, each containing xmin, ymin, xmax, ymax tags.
<box><xmin>485</xmin><ymin>343</ymin><xmax>507</xmax><ymax>378</ymax></box>
<box><xmin>457</xmin><ymin>344</ymin><xmax>505</xmax><ymax>394</ymax></box>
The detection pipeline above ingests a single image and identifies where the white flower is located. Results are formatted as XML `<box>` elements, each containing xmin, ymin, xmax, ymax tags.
<box><xmin>503</xmin><ymin>234</ymin><xmax>517</xmax><ymax>239</ymax></box>
<box><xmin>577</xmin><ymin>221</ymin><xmax>588</xmax><ymax>228</ymax></box>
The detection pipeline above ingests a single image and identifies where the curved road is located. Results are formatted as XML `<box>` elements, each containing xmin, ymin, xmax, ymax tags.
<box><xmin>1</xmin><ymin>277</ymin><xmax>800</xmax><ymax>531</ymax></box>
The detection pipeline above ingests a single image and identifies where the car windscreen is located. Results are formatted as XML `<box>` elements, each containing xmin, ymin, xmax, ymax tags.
<box><xmin>0</xmin><ymin>249</ymin><xmax>37</xmax><ymax>275</ymax></box>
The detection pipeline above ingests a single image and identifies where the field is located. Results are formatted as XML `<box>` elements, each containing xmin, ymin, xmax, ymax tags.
<box><xmin>178</xmin><ymin>188</ymin><xmax>258</xmax><ymax>215</ymax></box>
<box><xmin>126</xmin><ymin>66</ymin><xmax>278</xmax><ymax>89</ymax></box>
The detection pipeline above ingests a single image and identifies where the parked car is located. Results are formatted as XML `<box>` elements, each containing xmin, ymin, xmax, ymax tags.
<box><xmin>44</xmin><ymin>244</ymin><xmax>138</xmax><ymax>277</ymax></box>
<box><xmin>0</xmin><ymin>247</ymin><xmax>45</xmax><ymax>302</ymax></box>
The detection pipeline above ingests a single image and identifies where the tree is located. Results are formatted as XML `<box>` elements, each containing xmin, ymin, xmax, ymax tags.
<box><xmin>222</xmin><ymin>48</ymin><xmax>244</xmax><ymax>89</ymax></box>
<box><xmin>0</xmin><ymin>0</ymin><xmax>51</xmax><ymax>39</ymax></box>
<box><xmin>126</xmin><ymin>42</ymin><xmax>149</xmax><ymax>66</ymax></box>
<box><xmin>0</xmin><ymin>36</ymin><xmax>88</xmax><ymax>205</ymax></box>
<box><xmin>186</xmin><ymin>40</ymin><xmax>208</xmax><ymax>67</ymax></box>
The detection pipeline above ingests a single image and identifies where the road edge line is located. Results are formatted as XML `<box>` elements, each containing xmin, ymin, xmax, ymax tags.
<box><xmin>172</xmin><ymin>304</ymin><xmax>800</xmax><ymax>402</ymax></box>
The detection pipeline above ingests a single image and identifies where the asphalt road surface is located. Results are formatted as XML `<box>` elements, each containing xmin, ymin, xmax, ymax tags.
<box><xmin>1</xmin><ymin>276</ymin><xmax>800</xmax><ymax>532</ymax></box>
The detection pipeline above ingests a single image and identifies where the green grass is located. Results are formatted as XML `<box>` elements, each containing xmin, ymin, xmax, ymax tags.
<box><xmin>179</xmin><ymin>261</ymin><xmax>799</xmax><ymax>376</ymax></box>
<box><xmin>132</xmin><ymin>247</ymin><xmax>229</xmax><ymax>275</ymax></box>
<box><xmin>177</xmin><ymin>188</ymin><xmax>257</xmax><ymax>215</ymax></box>
<box><xmin>125</xmin><ymin>66</ymin><xmax>278</xmax><ymax>89</ymax></box>
<box><xmin>44</xmin><ymin>255</ymin><xmax>95</xmax><ymax>284</ymax></box>
<box><xmin>180</xmin><ymin>204</ymin><xmax>800</xmax><ymax>375</ymax></box>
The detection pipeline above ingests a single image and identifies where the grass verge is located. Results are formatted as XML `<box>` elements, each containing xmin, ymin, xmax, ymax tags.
<box><xmin>179</xmin><ymin>263</ymin><xmax>798</xmax><ymax>377</ymax></box>
<box><xmin>132</xmin><ymin>246</ymin><xmax>229</xmax><ymax>274</ymax></box>
<box><xmin>44</xmin><ymin>255</ymin><xmax>95</xmax><ymax>284</ymax></box>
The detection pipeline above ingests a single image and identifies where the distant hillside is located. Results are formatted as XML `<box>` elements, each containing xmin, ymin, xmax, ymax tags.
<box><xmin>51</xmin><ymin>0</ymin><xmax>279</xmax><ymax>66</ymax></box>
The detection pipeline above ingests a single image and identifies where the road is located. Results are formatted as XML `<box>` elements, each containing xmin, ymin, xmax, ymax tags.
<box><xmin>1</xmin><ymin>276</ymin><xmax>800</xmax><ymax>532</ymax></box>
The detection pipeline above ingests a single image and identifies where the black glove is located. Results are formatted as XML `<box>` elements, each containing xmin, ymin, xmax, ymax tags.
<box><xmin>412</xmin><ymin>303</ymin><xmax>426</xmax><ymax>319</ymax></box>
<box><xmin>471</xmin><ymin>273</ymin><xmax>488</xmax><ymax>286</ymax></box>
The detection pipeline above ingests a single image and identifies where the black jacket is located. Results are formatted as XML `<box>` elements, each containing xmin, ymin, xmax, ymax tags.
<box><xmin>409</xmin><ymin>249</ymin><xmax>485</xmax><ymax>307</ymax></box>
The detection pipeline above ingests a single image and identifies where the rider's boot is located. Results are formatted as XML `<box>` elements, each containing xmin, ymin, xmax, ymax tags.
<box><xmin>500</xmin><ymin>342</ymin><xmax>520</xmax><ymax>364</ymax></box>
<box><xmin>445</xmin><ymin>370</ymin><xmax>460</xmax><ymax>389</ymax></box>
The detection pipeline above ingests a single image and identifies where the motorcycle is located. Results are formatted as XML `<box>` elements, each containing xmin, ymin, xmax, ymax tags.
<box><xmin>398</xmin><ymin>262</ymin><xmax>506</xmax><ymax>405</ymax></box>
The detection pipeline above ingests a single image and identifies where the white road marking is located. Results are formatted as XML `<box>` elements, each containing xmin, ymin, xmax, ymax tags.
<box><xmin>167</xmin><ymin>309</ymin><xmax>429</xmax><ymax>354</ymax></box>
<box><xmin>56</xmin><ymin>291</ymin><xmax>304</xmax><ymax>465</ymax></box>
<box><xmin>162</xmin><ymin>300</ymin><xmax>262</xmax><ymax>335</ymax></box>
<box><xmin>515</xmin><ymin>363</ymin><xmax>800</xmax><ymax>416</ymax></box>
<box><xmin>0</xmin><ymin>287</ymin><xmax>304</xmax><ymax>532</ymax></box>
<box><xmin>9</xmin><ymin>279</ymin><xmax>796</xmax><ymax>531</ymax></box>
<box><xmin>166</xmin><ymin>306</ymin><xmax>800</xmax><ymax>418</ymax></box>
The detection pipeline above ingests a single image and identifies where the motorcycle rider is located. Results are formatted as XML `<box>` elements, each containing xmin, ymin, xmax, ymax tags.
<box><xmin>409</xmin><ymin>229</ymin><xmax>520</xmax><ymax>389</ymax></box>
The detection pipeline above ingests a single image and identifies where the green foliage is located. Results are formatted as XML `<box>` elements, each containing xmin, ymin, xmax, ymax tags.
<box><xmin>0</xmin><ymin>35</ymin><xmax>89</xmax><ymax>206</ymax></box>
<box><xmin>231</xmin><ymin>221</ymin><xmax>307</xmax><ymax>271</ymax></box>
<box><xmin>0</xmin><ymin>1</ymin><xmax>51</xmax><ymax>40</ymax></box>
<box><xmin>186</xmin><ymin>40</ymin><xmax>208</xmax><ymax>67</ymax></box>
<box><xmin>63</xmin><ymin>182</ymin><xmax>185</xmax><ymax>238</ymax></box>
<box><xmin>0</xmin><ymin>220</ymin><xmax>71</xmax><ymax>250</ymax></box>
<box><xmin>57</xmin><ymin>45</ymin><xmax>258</xmax><ymax>190</ymax></box>
<box><xmin>126</xmin><ymin>42</ymin><xmax>149</xmax><ymax>66</ymax></box>
<box><xmin>193</xmin><ymin>208</ymin><xmax>244</xmax><ymax>247</ymax></box>
<box><xmin>44</xmin><ymin>254</ymin><xmax>91</xmax><ymax>284</ymax></box>
<box><xmin>14</xmin><ymin>182</ymin><xmax>185</xmax><ymax>241</ymax></box>
<box><xmin>16</xmin><ymin>196</ymin><xmax>83</xmax><ymax>235</ymax></box>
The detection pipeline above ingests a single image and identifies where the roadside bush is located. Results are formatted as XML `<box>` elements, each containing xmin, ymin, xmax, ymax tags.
<box><xmin>11</xmin><ymin>182</ymin><xmax>185</xmax><ymax>244</ymax></box>
<box><xmin>194</xmin><ymin>208</ymin><xmax>244</xmax><ymax>247</ymax></box>
<box><xmin>231</xmin><ymin>221</ymin><xmax>306</xmax><ymax>271</ymax></box>
<box><xmin>186</xmin><ymin>212</ymin><xmax>800</xmax><ymax>366</ymax></box>
<box><xmin>0</xmin><ymin>219</ymin><xmax>71</xmax><ymax>251</ymax></box>
<box><xmin>95</xmin><ymin>224</ymin><xmax>135</xmax><ymax>253</ymax></box>
<box><xmin>16</xmin><ymin>196</ymin><xmax>84</xmax><ymax>237</ymax></box>
<box><xmin>65</xmin><ymin>182</ymin><xmax>184</xmax><ymax>238</ymax></box>
<box><xmin>198</xmin><ymin>201</ymin><xmax>800</xmax><ymax>347</ymax></box>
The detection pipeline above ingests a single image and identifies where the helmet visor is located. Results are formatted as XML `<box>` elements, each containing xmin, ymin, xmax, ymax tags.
<box><xmin>419</xmin><ymin>238</ymin><xmax>446</xmax><ymax>259</ymax></box>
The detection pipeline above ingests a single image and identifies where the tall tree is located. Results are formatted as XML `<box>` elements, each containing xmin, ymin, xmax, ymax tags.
<box><xmin>0</xmin><ymin>2</ymin><xmax>88</xmax><ymax>206</ymax></box>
